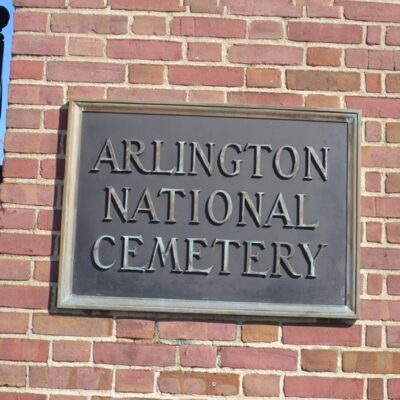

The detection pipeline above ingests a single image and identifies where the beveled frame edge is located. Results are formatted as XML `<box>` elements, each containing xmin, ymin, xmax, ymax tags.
<box><xmin>57</xmin><ymin>100</ymin><xmax>361</xmax><ymax>320</ymax></box>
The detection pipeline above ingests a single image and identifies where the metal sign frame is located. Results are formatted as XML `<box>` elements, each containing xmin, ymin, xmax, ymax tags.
<box><xmin>58</xmin><ymin>101</ymin><xmax>360</xmax><ymax>319</ymax></box>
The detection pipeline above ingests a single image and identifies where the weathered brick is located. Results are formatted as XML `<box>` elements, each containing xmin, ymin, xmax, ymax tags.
<box><xmin>158</xmin><ymin>321</ymin><xmax>237</xmax><ymax>340</ymax></box>
<box><xmin>0</xmin><ymin>365</ymin><xmax>26</xmax><ymax>387</ymax></box>
<box><xmin>387</xmin><ymin>74</ymin><xmax>400</xmax><ymax>93</ymax></box>
<box><xmin>387</xmin><ymin>123</ymin><xmax>400</xmax><ymax>143</ymax></box>
<box><xmin>159</xmin><ymin>371</ymin><xmax>239</xmax><ymax>396</ymax></box>
<box><xmin>14</xmin><ymin>0</ymin><xmax>65</xmax><ymax>6</ymax></box>
<box><xmin>189</xmin><ymin>90</ymin><xmax>225</xmax><ymax>103</ymax></box>
<box><xmin>0</xmin><ymin>339</ymin><xmax>49</xmax><ymax>362</ymax></box>
<box><xmin>4</xmin><ymin>132</ymin><xmax>59</xmax><ymax>154</ymax></box>
<box><xmin>0</xmin><ymin>311</ymin><xmax>29</xmax><ymax>333</ymax></box>
<box><xmin>347</xmin><ymin>97</ymin><xmax>400</xmax><ymax>118</ymax></box>
<box><xmin>53</xmin><ymin>341</ymin><xmax>91</xmax><ymax>362</ymax></box>
<box><xmin>68</xmin><ymin>86</ymin><xmax>105</xmax><ymax>100</ymax></box>
<box><xmin>9</xmin><ymin>84</ymin><xmax>64</xmax><ymax>106</ymax></box>
<box><xmin>287</xmin><ymin>70</ymin><xmax>360</xmax><ymax>91</ymax></box>
<box><xmin>387</xmin><ymin>27</ymin><xmax>400</xmax><ymax>46</ymax></box>
<box><xmin>180</xmin><ymin>345</ymin><xmax>217</xmax><ymax>368</ymax></box>
<box><xmin>301</xmin><ymin>349</ymin><xmax>337</xmax><ymax>372</ymax></box>
<box><xmin>222</xmin><ymin>0</ymin><xmax>302</xmax><ymax>17</ymax></box>
<box><xmin>47</xmin><ymin>61</ymin><xmax>125</xmax><ymax>83</ymax></box>
<box><xmin>187</xmin><ymin>42</ymin><xmax>221</xmax><ymax>62</ymax></box>
<box><xmin>0</xmin><ymin>258</ymin><xmax>31</xmax><ymax>281</ymax></box>
<box><xmin>248</xmin><ymin>20</ymin><xmax>283</xmax><ymax>39</ymax></box>
<box><xmin>108</xmin><ymin>88</ymin><xmax>186</xmax><ymax>102</ymax></box>
<box><xmin>243</xmin><ymin>374</ymin><xmax>280</xmax><ymax>397</ymax></box>
<box><xmin>132</xmin><ymin>16</ymin><xmax>166</xmax><ymax>35</ymax></box>
<box><xmin>33</xmin><ymin>314</ymin><xmax>112</xmax><ymax>337</ymax></box>
<box><xmin>368</xmin><ymin>378</ymin><xmax>384</xmax><ymax>400</ymax></box>
<box><xmin>246</xmin><ymin>68</ymin><xmax>281</xmax><ymax>88</ymax></box>
<box><xmin>30</xmin><ymin>367</ymin><xmax>112</xmax><ymax>390</ymax></box>
<box><xmin>169</xmin><ymin>65</ymin><xmax>243</xmax><ymax>87</ymax></box>
<box><xmin>242</xmin><ymin>323</ymin><xmax>279</xmax><ymax>342</ymax></box>
<box><xmin>51</xmin><ymin>14</ymin><xmax>127</xmax><ymax>34</ymax></box>
<box><xmin>387</xmin><ymin>327</ymin><xmax>400</xmax><ymax>348</ymax></box>
<box><xmin>0</xmin><ymin>394</ymin><xmax>46</xmax><ymax>400</ymax></box>
<box><xmin>34</xmin><ymin>260</ymin><xmax>58</xmax><ymax>283</ymax></box>
<box><xmin>363</xmin><ymin>147</ymin><xmax>400</xmax><ymax>168</ymax></box>
<box><xmin>11</xmin><ymin>60</ymin><xmax>44</xmax><ymax>80</ymax></box>
<box><xmin>366</xmin><ymin>223</ymin><xmax>382</xmax><ymax>244</ymax></box>
<box><xmin>307</xmin><ymin>47</ymin><xmax>341</xmax><ymax>67</ymax></box>
<box><xmin>365</xmin><ymin>121</ymin><xmax>382</xmax><ymax>143</ymax></box>
<box><xmin>13</xmin><ymin>35</ymin><xmax>65</xmax><ymax>56</ymax></box>
<box><xmin>0</xmin><ymin>208</ymin><xmax>36</xmax><ymax>230</ymax></box>
<box><xmin>362</xmin><ymin>247</ymin><xmax>400</xmax><ymax>270</ymax></box>
<box><xmin>228</xmin><ymin>92</ymin><xmax>303</xmax><ymax>106</ymax></box>
<box><xmin>116</xmin><ymin>319</ymin><xmax>155</xmax><ymax>339</ymax></box>
<box><xmin>365</xmin><ymin>171</ymin><xmax>381</xmax><ymax>192</ymax></box>
<box><xmin>387</xmin><ymin>223</ymin><xmax>400</xmax><ymax>244</ymax></box>
<box><xmin>288</xmin><ymin>22</ymin><xmax>362</xmax><ymax>44</ymax></box>
<box><xmin>228</xmin><ymin>44</ymin><xmax>303</xmax><ymax>65</ymax></box>
<box><xmin>389</xmin><ymin>379</ymin><xmax>400</xmax><ymax>399</ymax></box>
<box><xmin>367</xmin><ymin>26</ymin><xmax>381</xmax><ymax>45</ymax></box>
<box><xmin>283</xmin><ymin>324</ymin><xmax>361</xmax><ymax>346</ymax></box>
<box><xmin>185</xmin><ymin>0</ymin><xmax>223</xmax><ymax>14</ymax></box>
<box><xmin>388</xmin><ymin>275</ymin><xmax>400</xmax><ymax>295</ymax></box>
<box><xmin>1</xmin><ymin>183</ymin><xmax>56</xmax><ymax>206</ymax></box>
<box><xmin>305</xmin><ymin>94</ymin><xmax>340</xmax><ymax>108</ymax></box>
<box><xmin>115</xmin><ymin>370</ymin><xmax>154</xmax><ymax>393</ymax></box>
<box><xmin>220</xmin><ymin>347</ymin><xmax>297</xmax><ymax>370</ymax></box>
<box><xmin>70</xmin><ymin>0</ymin><xmax>105</xmax><ymax>7</ymax></box>
<box><xmin>94</xmin><ymin>343</ymin><xmax>176</xmax><ymax>366</ymax></box>
<box><xmin>2</xmin><ymin>157</ymin><xmax>38</xmax><ymax>179</ymax></box>
<box><xmin>386</xmin><ymin>173</ymin><xmax>400</xmax><ymax>193</ymax></box>
<box><xmin>343</xmin><ymin>351</ymin><xmax>400</xmax><ymax>373</ymax></box>
<box><xmin>366</xmin><ymin>326</ymin><xmax>381</xmax><ymax>347</ymax></box>
<box><xmin>44</xmin><ymin>108</ymin><xmax>68</xmax><ymax>130</ymax></box>
<box><xmin>0</xmin><ymin>285</ymin><xmax>50</xmax><ymax>309</ymax></box>
<box><xmin>109</xmin><ymin>0</ymin><xmax>184</xmax><ymax>11</ymax></box>
<box><xmin>346</xmin><ymin>48</ymin><xmax>368</xmax><ymax>68</ymax></box>
<box><xmin>376</xmin><ymin>197</ymin><xmax>400</xmax><ymax>217</ymax></box>
<box><xmin>14</xmin><ymin>11</ymin><xmax>48</xmax><ymax>32</ymax></box>
<box><xmin>361</xmin><ymin>299</ymin><xmax>400</xmax><ymax>320</ymax></box>
<box><xmin>69</xmin><ymin>37</ymin><xmax>104</xmax><ymax>57</ymax></box>
<box><xmin>366</xmin><ymin>73</ymin><xmax>381</xmax><ymax>93</ymax></box>
<box><xmin>7</xmin><ymin>108</ymin><xmax>41</xmax><ymax>129</ymax></box>
<box><xmin>0</xmin><ymin>233</ymin><xmax>53</xmax><ymax>256</ymax></box>
<box><xmin>40</xmin><ymin>158</ymin><xmax>64</xmax><ymax>180</ymax></box>
<box><xmin>107</xmin><ymin>39</ymin><xmax>182</xmax><ymax>61</ymax></box>
<box><xmin>342</xmin><ymin>1</ymin><xmax>400</xmax><ymax>23</ymax></box>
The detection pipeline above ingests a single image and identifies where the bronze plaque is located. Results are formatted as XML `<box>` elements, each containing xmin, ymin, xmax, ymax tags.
<box><xmin>58</xmin><ymin>101</ymin><xmax>360</xmax><ymax>319</ymax></box>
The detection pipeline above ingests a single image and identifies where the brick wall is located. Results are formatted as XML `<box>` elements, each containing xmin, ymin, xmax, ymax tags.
<box><xmin>0</xmin><ymin>0</ymin><xmax>400</xmax><ymax>398</ymax></box>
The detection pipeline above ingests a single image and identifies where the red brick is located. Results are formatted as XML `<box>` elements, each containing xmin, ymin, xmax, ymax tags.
<box><xmin>387</xmin><ymin>27</ymin><xmax>400</xmax><ymax>46</ymax></box>
<box><xmin>242</xmin><ymin>323</ymin><xmax>279</xmax><ymax>342</ymax></box>
<box><xmin>9</xmin><ymin>84</ymin><xmax>64</xmax><ymax>106</ymax></box>
<box><xmin>7</xmin><ymin>108</ymin><xmax>41</xmax><ymax>129</ymax></box>
<box><xmin>0</xmin><ymin>365</ymin><xmax>26</xmax><ymax>387</ymax></box>
<box><xmin>283</xmin><ymin>324</ymin><xmax>361</xmax><ymax>346</ymax></box>
<box><xmin>360</xmin><ymin>299</ymin><xmax>400</xmax><ymax>320</ymax></box>
<box><xmin>14</xmin><ymin>11</ymin><xmax>48</xmax><ymax>32</ymax></box>
<box><xmin>2</xmin><ymin>157</ymin><xmax>38</xmax><ymax>179</ymax></box>
<box><xmin>0</xmin><ymin>285</ymin><xmax>50</xmax><ymax>309</ymax></box>
<box><xmin>40</xmin><ymin>158</ymin><xmax>65</xmax><ymax>180</ymax></box>
<box><xmin>362</xmin><ymin>196</ymin><xmax>376</xmax><ymax>217</ymax></box>
<box><xmin>171</xmin><ymin>16</ymin><xmax>245</xmax><ymax>39</ymax></box>
<box><xmin>0</xmin><ymin>338</ymin><xmax>48</xmax><ymax>362</ymax></box>
<box><xmin>386</xmin><ymin>173</ymin><xmax>400</xmax><ymax>193</ymax></box>
<box><xmin>0</xmin><ymin>258</ymin><xmax>30</xmax><ymax>281</ymax></box>
<box><xmin>367</xmin><ymin>26</ymin><xmax>381</xmax><ymax>45</ymax></box>
<box><xmin>367</xmin><ymin>273</ymin><xmax>383</xmax><ymax>294</ymax></box>
<box><xmin>51</xmin><ymin>14</ymin><xmax>127</xmax><ymax>34</ymax></box>
<box><xmin>366</xmin><ymin>222</ymin><xmax>382</xmax><ymax>243</ymax></box>
<box><xmin>187</xmin><ymin>42</ymin><xmax>221</xmax><ymax>62</ymax></box>
<box><xmin>37</xmin><ymin>210</ymin><xmax>60</xmax><ymax>231</ymax></box>
<box><xmin>53</xmin><ymin>341</ymin><xmax>91</xmax><ymax>362</ymax></box>
<box><xmin>50</xmin><ymin>396</ymin><xmax>86</xmax><ymax>400</ymax></box>
<box><xmin>109</xmin><ymin>0</ymin><xmax>184</xmax><ymax>11</ymax></box>
<box><xmin>107</xmin><ymin>39</ymin><xmax>182</xmax><ymax>61</ymax></box>
<box><xmin>248</xmin><ymin>20</ymin><xmax>283</xmax><ymax>39</ymax></box>
<box><xmin>68</xmin><ymin>86</ymin><xmax>105</xmax><ymax>100</ymax></box>
<box><xmin>13</xmin><ymin>35</ymin><xmax>65</xmax><ymax>56</ymax></box>
<box><xmin>70</xmin><ymin>0</ymin><xmax>105</xmax><ymax>7</ymax></box>
<box><xmin>188</xmin><ymin>90</ymin><xmax>225</xmax><ymax>103</ymax></box>
<box><xmin>69</xmin><ymin>37</ymin><xmax>104</xmax><ymax>57</ymax></box>
<box><xmin>369</xmin><ymin>50</ymin><xmax>395</xmax><ymax>70</ymax></box>
<box><xmin>301</xmin><ymin>349</ymin><xmax>337</xmax><ymax>372</ymax></box>
<box><xmin>307</xmin><ymin>47</ymin><xmax>341</xmax><ymax>67</ymax></box>
<box><xmin>228</xmin><ymin>44</ymin><xmax>303</xmax><ymax>65</ymax></box>
<box><xmin>159</xmin><ymin>371</ymin><xmax>239</xmax><ymax>396</ymax></box>
<box><xmin>4</xmin><ymin>132</ymin><xmax>59</xmax><ymax>154</ymax></box>
<box><xmin>387</xmin><ymin>327</ymin><xmax>400</xmax><ymax>348</ymax></box>
<box><xmin>180</xmin><ymin>345</ymin><xmax>217</xmax><ymax>368</ymax></box>
<box><xmin>33</xmin><ymin>314</ymin><xmax>112</xmax><ymax>337</ymax></box>
<box><xmin>94</xmin><ymin>343</ymin><xmax>176</xmax><ymax>366</ymax></box>
<box><xmin>365</xmin><ymin>171</ymin><xmax>381</xmax><ymax>192</ymax></box>
<box><xmin>287</xmin><ymin>70</ymin><xmax>360</xmax><ymax>91</ymax></box>
<box><xmin>388</xmin><ymin>275</ymin><xmax>400</xmax><ymax>295</ymax></box>
<box><xmin>288</xmin><ymin>22</ymin><xmax>362</xmax><ymax>44</ymax></box>
<box><xmin>47</xmin><ymin>61</ymin><xmax>124</xmax><ymax>83</ymax></box>
<box><xmin>11</xmin><ymin>60</ymin><xmax>44</xmax><ymax>80</ymax></box>
<box><xmin>285</xmin><ymin>376</ymin><xmax>363</xmax><ymax>399</ymax></box>
<box><xmin>387</xmin><ymin>223</ymin><xmax>400</xmax><ymax>244</ymax></box>
<box><xmin>0</xmin><ymin>208</ymin><xmax>36</xmax><ymax>230</ymax></box>
<box><xmin>220</xmin><ymin>347</ymin><xmax>297</xmax><ymax>370</ymax></box>
<box><xmin>366</xmin><ymin>326</ymin><xmax>381</xmax><ymax>347</ymax></box>
<box><xmin>116</xmin><ymin>319</ymin><xmax>155</xmax><ymax>339</ymax></box>
<box><xmin>363</xmin><ymin>147</ymin><xmax>400</xmax><ymax>168</ymax></box>
<box><xmin>246</xmin><ymin>68</ymin><xmax>281</xmax><ymax>88</ymax></box>
<box><xmin>307</xmin><ymin>5</ymin><xmax>341</xmax><ymax>18</ymax></box>
<box><xmin>158</xmin><ymin>321</ymin><xmax>237</xmax><ymax>340</ymax></box>
<box><xmin>376</xmin><ymin>197</ymin><xmax>400</xmax><ymax>217</ymax></box>
<box><xmin>343</xmin><ymin>351</ymin><xmax>400</xmax><ymax>373</ymax></box>
<box><xmin>1</xmin><ymin>183</ymin><xmax>56</xmax><ymax>206</ymax></box>
<box><xmin>366</xmin><ymin>73</ymin><xmax>381</xmax><ymax>93</ymax></box>
<box><xmin>44</xmin><ymin>109</ymin><xmax>68</xmax><ymax>130</ymax></box>
<box><xmin>305</xmin><ymin>94</ymin><xmax>340</xmax><ymax>108</ymax></box>
<box><xmin>14</xmin><ymin>0</ymin><xmax>65</xmax><ymax>6</ymax></box>
<box><xmin>361</xmin><ymin>248</ymin><xmax>400</xmax><ymax>270</ymax></box>
<box><xmin>0</xmin><ymin>233</ymin><xmax>53</xmax><ymax>256</ymax></box>
<box><xmin>387</xmin><ymin>74</ymin><xmax>400</xmax><ymax>93</ymax></box>
<box><xmin>386</xmin><ymin>123</ymin><xmax>400</xmax><ymax>143</ymax></box>
<box><xmin>133</xmin><ymin>16</ymin><xmax>166</xmax><ymax>35</ymax></box>
<box><xmin>107</xmin><ymin>88</ymin><xmax>186</xmax><ymax>102</ymax></box>
<box><xmin>30</xmin><ymin>367</ymin><xmax>112</xmax><ymax>390</ymax></box>
<box><xmin>342</xmin><ymin>1</ymin><xmax>400</xmax><ymax>23</ymax></box>
<box><xmin>346</xmin><ymin>49</ymin><xmax>368</xmax><ymax>68</ymax></box>
<box><xmin>169</xmin><ymin>65</ymin><xmax>243</xmax><ymax>87</ymax></box>
<box><xmin>347</xmin><ymin>97</ymin><xmax>400</xmax><ymax>118</ymax></box>
<box><xmin>389</xmin><ymin>379</ymin><xmax>400</xmax><ymax>399</ymax></box>
<box><xmin>368</xmin><ymin>378</ymin><xmax>384</xmax><ymax>400</ymax></box>
<box><xmin>222</xmin><ymin>0</ymin><xmax>302</xmax><ymax>17</ymax></box>
<box><xmin>243</xmin><ymin>374</ymin><xmax>280</xmax><ymax>397</ymax></box>
<box><xmin>116</xmin><ymin>370</ymin><xmax>154</xmax><ymax>393</ymax></box>
<box><xmin>34</xmin><ymin>260</ymin><xmax>58</xmax><ymax>283</ymax></box>
<box><xmin>0</xmin><ymin>311</ymin><xmax>29</xmax><ymax>333</ymax></box>
<box><xmin>185</xmin><ymin>0</ymin><xmax>223</xmax><ymax>14</ymax></box>
<box><xmin>228</xmin><ymin>92</ymin><xmax>303</xmax><ymax>106</ymax></box>
<box><xmin>0</xmin><ymin>395</ymin><xmax>46</xmax><ymax>400</ymax></box>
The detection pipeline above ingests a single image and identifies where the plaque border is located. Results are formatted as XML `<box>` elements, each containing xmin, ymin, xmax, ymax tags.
<box><xmin>58</xmin><ymin>101</ymin><xmax>360</xmax><ymax>319</ymax></box>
